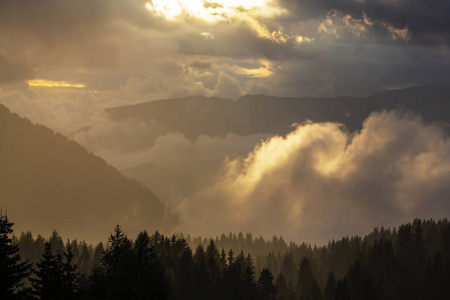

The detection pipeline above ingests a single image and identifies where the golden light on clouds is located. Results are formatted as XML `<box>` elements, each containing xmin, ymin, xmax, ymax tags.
<box><xmin>27</xmin><ymin>79</ymin><xmax>86</xmax><ymax>88</ymax></box>
<box><xmin>222</xmin><ymin>60</ymin><xmax>274</xmax><ymax>78</ymax></box>
<box><xmin>145</xmin><ymin>0</ymin><xmax>292</xmax><ymax>43</ymax></box>
<box><xmin>146</xmin><ymin>0</ymin><xmax>285</xmax><ymax>22</ymax></box>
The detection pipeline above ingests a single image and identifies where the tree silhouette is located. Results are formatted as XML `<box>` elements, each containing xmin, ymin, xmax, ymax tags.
<box><xmin>257</xmin><ymin>268</ymin><xmax>277</xmax><ymax>300</ymax></box>
<box><xmin>61</xmin><ymin>241</ymin><xmax>81</xmax><ymax>299</ymax></box>
<box><xmin>296</xmin><ymin>257</ymin><xmax>321</xmax><ymax>300</ymax></box>
<box><xmin>133</xmin><ymin>231</ymin><xmax>171</xmax><ymax>299</ymax></box>
<box><xmin>7</xmin><ymin>218</ymin><xmax>450</xmax><ymax>300</ymax></box>
<box><xmin>323</xmin><ymin>272</ymin><xmax>336</xmax><ymax>300</ymax></box>
<box><xmin>90</xmin><ymin>225</ymin><xmax>171</xmax><ymax>300</ymax></box>
<box><xmin>0</xmin><ymin>212</ymin><xmax>31</xmax><ymax>300</ymax></box>
<box><xmin>31</xmin><ymin>241</ymin><xmax>65</xmax><ymax>300</ymax></box>
<box><xmin>275</xmin><ymin>273</ymin><xmax>294</xmax><ymax>300</ymax></box>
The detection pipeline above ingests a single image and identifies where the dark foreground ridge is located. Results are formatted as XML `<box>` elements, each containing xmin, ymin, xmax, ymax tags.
<box><xmin>3</xmin><ymin>213</ymin><xmax>450</xmax><ymax>299</ymax></box>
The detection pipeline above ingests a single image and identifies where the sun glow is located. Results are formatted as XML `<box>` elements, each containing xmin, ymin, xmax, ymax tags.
<box><xmin>146</xmin><ymin>0</ymin><xmax>284</xmax><ymax>22</ymax></box>
<box><xmin>27</xmin><ymin>79</ymin><xmax>86</xmax><ymax>88</ymax></box>
<box><xmin>145</xmin><ymin>0</ymin><xmax>290</xmax><ymax>43</ymax></box>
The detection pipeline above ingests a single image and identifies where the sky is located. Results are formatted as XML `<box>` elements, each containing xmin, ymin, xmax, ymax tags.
<box><xmin>2</xmin><ymin>0</ymin><xmax>450</xmax><ymax>243</ymax></box>
<box><xmin>1</xmin><ymin>0</ymin><xmax>450</xmax><ymax>134</ymax></box>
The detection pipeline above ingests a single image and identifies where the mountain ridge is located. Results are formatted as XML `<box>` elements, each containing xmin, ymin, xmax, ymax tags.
<box><xmin>0</xmin><ymin>104</ymin><xmax>177</xmax><ymax>242</ymax></box>
<box><xmin>103</xmin><ymin>84</ymin><xmax>450</xmax><ymax>140</ymax></box>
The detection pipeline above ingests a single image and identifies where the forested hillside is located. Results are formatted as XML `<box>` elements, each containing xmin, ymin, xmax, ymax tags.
<box><xmin>0</xmin><ymin>105</ymin><xmax>176</xmax><ymax>241</ymax></box>
<box><xmin>7</xmin><ymin>217</ymin><xmax>450</xmax><ymax>299</ymax></box>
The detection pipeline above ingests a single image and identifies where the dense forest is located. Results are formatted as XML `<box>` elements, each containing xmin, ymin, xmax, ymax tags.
<box><xmin>2</xmin><ymin>213</ymin><xmax>450</xmax><ymax>299</ymax></box>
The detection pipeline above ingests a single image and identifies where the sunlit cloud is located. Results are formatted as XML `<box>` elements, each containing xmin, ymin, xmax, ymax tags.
<box><xmin>27</xmin><ymin>79</ymin><xmax>86</xmax><ymax>88</ymax></box>
<box><xmin>220</xmin><ymin>60</ymin><xmax>274</xmax><ymax>78</ymax></box>
<box><xmin>176</xmin><ymin>111</ymin><xmax>450</xmax><ymax>243</ymax></box>
<box><xmin>145</xmin><ymin>0</ymin><xmax>296</xmax><ymax>44</ymax></box>
<box><xmin>318</xmin><ymin>9</ymin><xmax>340</xmax><ymax>39</ymax></box>
<box><xmin>200</xmin><ymin>31</ymin><xmax>215</xmax><ymax>40</ymax></box>
<box><xmin>382</xmin><ymin>22</ymin><xmax>412</xmax><ymax>41</ymax></box>
<box><xmin>146</xmin><ymin>0</ymin><xmax>286</xmax><ymax>22</ymax></box>
<box><xmin>318</xmin><ymin>9</ymin><xmax>412</xmax><ymax>42</ymax></box>
<box><xmin>295</xmin><ymin>35</ymin><xmax>314</xmax><ymax>45</ymax></box>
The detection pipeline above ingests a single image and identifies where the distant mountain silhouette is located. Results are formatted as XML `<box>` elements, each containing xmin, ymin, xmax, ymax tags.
<box><xmin>0</xmin><ymin>105</ymin><xmax>176</xmax><ymax>241</ymax></box>
<box><xmin>105</xmin><ymin>84</ymin><xmax>450</xmax><ymax>139</ymax></box>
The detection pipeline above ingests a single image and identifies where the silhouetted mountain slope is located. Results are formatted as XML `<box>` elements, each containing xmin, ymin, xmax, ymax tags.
<box><xmin>105</xmin><ymin>84</ymin><xmax>450</xmax><ymax>139</ymax></box>
<box><xmin>105</xmin><ymin>96</ymin><xmax>238</xmax><ymax>140</ymax></box>
<box><xmin>0</xmin><ymin>105</ymin><xmax>176</xmax><ymax>241</ymax></box>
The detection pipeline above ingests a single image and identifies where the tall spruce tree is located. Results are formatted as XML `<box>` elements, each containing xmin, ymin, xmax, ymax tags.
<box><xmin>0</xmin><ymin>213</ymin><xmax>31</xmax><ymax>300</ymax></box>
<box><xmin>323</xmin><ymin>272</ymin><xmax>336</xmax><ymax>300</ymax></box>
<box><xmin>31</xmin><ymin>242</ymin><xmax>65</xmax><ymax>300</ymax></box>
<box><xmin>296</xmin><ymin>257</ymin><xmax>321</xmax><ymax>300</ymax></box>
<box><xmin>133</xmin><ymin>231</ymin><xmax>171</xmax><ymax>300</ymax></box>
<box><xmin>61</xmin><ymin>241</ymin><xmax>81</xmax><ymax>299</ymax></box>
<box><xmin>257</xmin><ymin>268</ymin><xmax>277</xmax><ymax>300</ymax></box>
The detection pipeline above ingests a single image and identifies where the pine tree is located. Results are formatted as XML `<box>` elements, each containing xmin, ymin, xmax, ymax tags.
<box><xmin>323</xmin><ymin>272</ymin><xmax>336</xmax><ymax>300</ymax></box>
<box><xmin>257</xmin><ymin>268</ymin><xmax>277</xmax><ymax>300</ymax></box>
<box><xmin>244</xmin><ymin>253</ymin><xmax>257</xmax><ymax>300</ymax></box>
<box><xmin>61</xmin><ymin>241</ymin><xmax>81</xmax><ymax>299</ymax></box>
<box><xmin>295</xmin><ymin>257</ymin><xmax>321</xmax><ymax>300</ymax></box>
<box><xmin>0</xmin><ymin>213</ymin><xmax>31</xmax><ymax>299</ymax></box>
<box><xmin>205</xmin><ymin>240</ymin><xmax>221</xmax><ymax>284</ymax></box>
<box><xmin>227</xmin><ymin>249</ymin><xmax>234</xmax><ymax>268</ymax></box>
<box><xmin>280</xmin><ymin>253</ymin><xmax>295</xmax><ymax>285</ymax></box>
<box><xmin>220</xmin><ymin>248</ymin><xmax>227</xmax><ymax>273</ymax></box>
<box><xmin>133</xmin><ymin>231</ymin><xmax>171</xmax><ymax>300</ymax></box>
<box><xmin>91</xmin><ymin>224</ymin><xmax>135</xmax><ymax>299</ymax></box>
<box><xmin>31</xmin><ymin>241</ymin><xmax>65</xmax><ymax>300</ymax></box>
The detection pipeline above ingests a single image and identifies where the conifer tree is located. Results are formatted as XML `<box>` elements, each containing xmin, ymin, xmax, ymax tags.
<box><xmin>91</xmin><ymin>225</ymin><xmax>134</xmax><ymax>299</ymax></box>
<box><xmin>0</xmin><ymin>213</ymin><xmax>31</xmax><ymax>300</ymax></box>
<box><xmin>31</xmin><ymin>242</ymin><xmax>65</xmax><ymax>300</ymax></box>
<box><xmin>133</xmin><ymin>231</ymin><xmax>170</xmax><ymax>300</ymax></box>
<box><xmin>275</xmin><ymin>273</ymin><xmax>292</xmax><ymax>300</ymax></box>
<box><xmin>296</xmin><ymin>257</ymin><xmax>321</xmax><ymax>300</ymax></box>
<box><xmin>227</xmin><ymin>249</ymin><xmax>234</xmax><ymax>267</ymax></box>
<box><xmin>220</xmin><ymin>248</ymin><xmax>227</xmax><ymax>273</ymax></box>
<box><xmin>61</xmin><ymin>241</ymin><xmax>81</xmax><ymax>299</ymax></box>
<box><xmin>323</xmin><ymin>272</ymin><xmax>336</xmax><ymax>300</ymax></box>
<box><xmin>257</xmin><ymin>268</ymin><xmax>277</xmax><ymax>300</ymax></box>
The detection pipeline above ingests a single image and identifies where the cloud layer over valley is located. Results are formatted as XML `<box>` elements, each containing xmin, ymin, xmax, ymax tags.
<box><xmin>177</xmin><ymin>111</ymin><xmax>450</xmax><ymax>243</ymax></box>
<box><xmin>70</xmin><ymin>107</ymin><xmax>450</xmax><ymax>243</ymax></box>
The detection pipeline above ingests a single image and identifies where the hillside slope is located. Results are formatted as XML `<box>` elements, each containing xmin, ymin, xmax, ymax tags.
<box><xmin>0</xmin><ymin>105</ymin><xmax>176</xmax><ymax>241</ymax></box>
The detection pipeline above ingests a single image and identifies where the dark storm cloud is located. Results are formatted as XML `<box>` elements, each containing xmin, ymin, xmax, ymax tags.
<box><xmin>249</xmin><ymin>45</ymin><xmax>450</xmax><ymax>97</ymax></box>
<box><xmin>280</xmin><ymin>0</ymin><xmax>450</xmax><ymax>46</ymax></box>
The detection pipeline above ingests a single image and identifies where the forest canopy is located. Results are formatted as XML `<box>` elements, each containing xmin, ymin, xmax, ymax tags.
<box><xmin>2</xmin><ymin>213</ymin><xmax>450</xmax><ymax>299</ymax></box>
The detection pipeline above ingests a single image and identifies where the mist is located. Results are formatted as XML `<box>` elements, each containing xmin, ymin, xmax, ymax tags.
<box><xmin>68</xmin><ymin>108</ymin><xmax>450</xmax><ymax>244</ymax></box>
<box><xmin>174</xmin><ymin>110</ymin><xmax>450</xmax><ymax>244</ymax></box>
